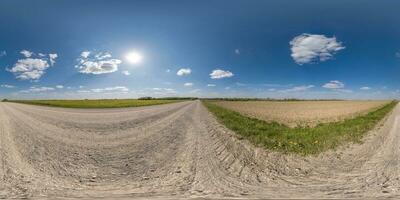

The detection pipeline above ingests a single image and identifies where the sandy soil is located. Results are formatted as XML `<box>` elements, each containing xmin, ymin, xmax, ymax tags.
<box><xmin>0</xmin><ymin>100</ymin><xmax>399</xmax><ymax>199</ymax></box>
<box><xmin>212</xmin><ymin>100</ymin><xmax>390</xmax><ymax>127</ymax></box>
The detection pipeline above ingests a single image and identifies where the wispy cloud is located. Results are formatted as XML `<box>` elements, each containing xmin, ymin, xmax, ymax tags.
<box><xmin>236</xmin><ymin>82</ymin><xmax>247</xmax><ymax>86</ymax></box>
<box><xmin>56</xmin><ymin>85</ymin><xmax>64</xmax><ymax>89</ymax></box>
<box><xmin>290</xmin><ymin>34</ymin><xmax>345</xmax><ymax>65</ymax></box>
<box><xmin>150</xmin><ymin>87</ymin><xmax>177</xmax><ymax>95</ymax></box>
<box><xmin>335</xmin><ymin>89</ymin><xmax>353</xmax><ymax>93</ymax></box>
<box><xmin>360</xmin><ymin>86</ymin><xmax>371</xmax><ymax>90</ymax></box>
<box><xmin>122</xmin><ymin>70</ymin><xmax>131</xmax><ymax>75</ymax></box>
<box><xmin>184</xmin><ymin>82</ymin><xmax>193</xmax><ymax>87</ymax></box>
<box><xmin>280</xmin><ymin>85</ymin><xmax>315</xmax><ymax>93</ymax></box>
<box><xmin>262</xmin><ymin>83</ymin><xmax>293</xmax><ymax>87</ymax></box>
<box><xmin>234</xmin><ymin>49</ymin><xmax>240</xmax><ymax>55</ymax></box>
<box><xmin>207</xmin><ymin>84</ymin><xmax>216</xmax><ymax>87</ymax></box>
<box><xmin>20</xmin><ymin>86</ymin><xmax>55</xmax><ymax>93</ymax></box>
<box><xmin>322</xmin><ymin>80</ymin><xmax>345</xmax><ymax>89</ymax></box>
<box><xmin>91</xmin><ymin>86</ymin><xmax>129</xmax><ymax>93</ymax></box>
<box><xmin>1</xmin><ymin>84</ymin><xmax>15</xmax><ymax>88</ymax></box>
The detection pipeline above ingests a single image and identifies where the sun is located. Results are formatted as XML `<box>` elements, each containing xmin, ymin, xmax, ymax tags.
<box><xmin>125</xmin><ymin>52</ymin><xmax>143</xmax><ymax>64</ymax></box>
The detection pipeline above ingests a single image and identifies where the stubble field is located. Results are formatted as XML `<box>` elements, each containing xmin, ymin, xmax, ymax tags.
<box><xmin>211</xmin><ymin>100</ymin><xmax>390</xmax><ymax>127</ymax></box>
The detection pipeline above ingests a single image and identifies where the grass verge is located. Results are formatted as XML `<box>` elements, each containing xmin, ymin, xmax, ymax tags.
<box><xmin>8</xmin><ymin>99</ymin><xmax>183</xmax><ymax>108</ymax></box>
<box><xmin>204</xmin><ymin>101</ymin><xmax>397</xmax><ymax>155</ymax></box>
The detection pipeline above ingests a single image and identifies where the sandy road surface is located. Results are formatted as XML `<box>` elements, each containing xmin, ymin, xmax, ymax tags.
<box><xmin>0</xmin><ymin>100</ymin><xmax>399</xmax><ymax>199</ymax></box>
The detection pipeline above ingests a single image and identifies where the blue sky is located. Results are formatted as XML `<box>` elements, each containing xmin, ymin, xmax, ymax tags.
<box><xmin>1</xmin><ymin>0</ymin><xmax>400</xmax><ymax>99</ymax></box>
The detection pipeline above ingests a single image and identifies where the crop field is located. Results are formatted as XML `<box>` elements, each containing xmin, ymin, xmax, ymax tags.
<box><xmin>204</xmin><ymin>100</ymin><xmax>396</xmax><ymax>154</ymax></box>
<box><xmin>210</xmin><ymin>100</ymin><xmax>390</xmax><ymax>127</ymax></box>
<box><xmin>7</xmin><ymin>99</ymin><xmax>182</xmax><ymax>108</ymax></box>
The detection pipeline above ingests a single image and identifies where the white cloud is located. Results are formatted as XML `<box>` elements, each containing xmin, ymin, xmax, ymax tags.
<box><xmin>49</xmin><ymin>54</ymin><xmax>58</xmax><ymax>65</ymax></box>
<box><xmin>210</xmin><ymin>69</ymin><xmax>234</xmax><ymax>79</ymax></box>
<box><xmin>360</xmin><ymin>86</ymin><xmax>371</xmax><ymax>90</ymax></box>
<box><xmin>90</xmin><ymin>86</ymin><xmax>129</xmax><ymax>93</ymax></box>
<box><xmin>207</xmin><ymin>84</ymin><xmax>216</xmax><ymax>87</ymax></box>
<box><xmin>81</xmin><ymin>51</ymin><xmax>91</xmax><ymax>58</ymax></box>
<box><xmin>290</xmin><ymin>33</ymin><xmax>345</xmax><ymax>65</ymax></box>
<box><xmin>166</xmin><ymin>69</ymin><xmax>171</xmax><ymax>73</ymax></box>
<box><xmin>7</xmin><ymin>58</ymin><xmax>50</xmax><ymax>80</ymax></box>
<box><xmin>122</xmin><ymin>70</ymin><xmax>130</xmax><ymax>75</ymax></box>
<box><xmin>281</xmin><ymin>85</ymin><xmax>315</xmax><ymax>92</ymax></box>
<box><xmin>38</xmin><ymin>53</ymin><xmax>46</xmax><ymax>57</ymax></box>
<box><xmin>1</xmin><ymin>84</ymin><xmax>15</xmax><ymax>88</ymax></box>
<box><xmin>56</xmin><ymin>85</ymin><xmax>64</xmax><ymax>89</ymax></box>
<box><xmin>184</xmin><ymin>82</ymin><xmax>193</xmax><ymax>87</ymax></box>
<box><xmin>7</xmin><ymin>50</ymin><xmax>57</xmax><ymax>81</ymax></box>
<box><xmin>20</xmin><ymin>50</ymin><xmax>33</xmax><ymax>57</ymax></box>
<box><xmin>76</xmin><ymin>51</ymin><xmax>122</xmax><ymax>74</ymax></box>
<box><xmin>177</xmin><ymin>68</ymin><xmax>191</xmax><ymax>76</ymax></box>
<box><xmin>235</xmin><ymin>49</ymin><xmax>240</xmax><ymax>54</ymax></box>
<box><xmin>268</xmin><ymin>88</ymin><xmax>276</xmax><ymax>92</ymax></box>
<box><xmin>0</xmin><ymin>51</ymin><xmax>6</xmax><ymax>57</ymax></box>
<box><xmin>322</xmin><ymin>80</ymin><xmax>345</xmax><ymax>89</ymax></box>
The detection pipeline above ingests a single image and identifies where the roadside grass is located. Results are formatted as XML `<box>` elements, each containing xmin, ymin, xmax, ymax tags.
<box><xmin>204</xmin><ymin>101</ymin><xmax>397</xmax><ymax>155</ymax></box>
<box><xmin>8</xmin><ymin>99</ymin><xmax>183</xmax><ymax>108</ymax></box>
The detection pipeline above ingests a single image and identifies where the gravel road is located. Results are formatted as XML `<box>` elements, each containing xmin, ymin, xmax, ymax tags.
<box><xmin>1</xmin><ymin>100</ymin><xmax>399</xmax><ymax>199</ymax></box>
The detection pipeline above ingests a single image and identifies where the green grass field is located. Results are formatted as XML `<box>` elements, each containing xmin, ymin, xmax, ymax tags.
<box><xmin>204</xmin><ymin>101</ymin><xmax>397</xmax><ymax>155</ymax></box>
<box><xmin>8</xmin><ymin>99</ymin><xmax>183</xmax><ymax>108</ymax></box>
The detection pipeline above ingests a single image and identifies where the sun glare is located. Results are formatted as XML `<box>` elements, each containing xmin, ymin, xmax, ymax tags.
<box><xmin>125</xmin><ymin>52</ymin><xmax>143</xmax><ymax>64</ymax></box>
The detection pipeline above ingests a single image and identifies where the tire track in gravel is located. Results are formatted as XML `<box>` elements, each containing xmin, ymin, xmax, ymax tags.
<box><xmin>0</xmin><ymin>100</ymin><xmax>399</xmax><ymax>199</ymax></box>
